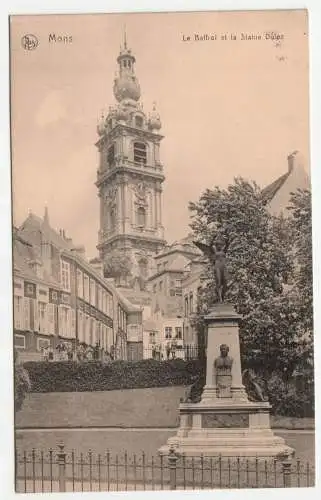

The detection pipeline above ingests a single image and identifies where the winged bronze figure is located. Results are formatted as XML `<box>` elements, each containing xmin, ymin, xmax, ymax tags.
<box><xmin>193</xmin><ymin>235</ymin><xmax>229</xmax><ymax>303</ymax></box>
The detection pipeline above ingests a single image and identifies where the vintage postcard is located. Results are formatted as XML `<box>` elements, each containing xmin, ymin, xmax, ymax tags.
<box><xmin>9</xmin><ymin>9</ymin><xmax>314</xmax><ymax>494</ymax></box>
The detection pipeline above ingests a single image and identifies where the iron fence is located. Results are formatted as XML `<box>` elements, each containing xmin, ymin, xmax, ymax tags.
<box><xmin>15</xmin><ymin>443</ymin><xmax>315</xmax><ymax>493</ymax></box>
<box><xmin>144</xmin><ymin>344</ymin><xmax>200</xmax><ymax>361</ymax></box>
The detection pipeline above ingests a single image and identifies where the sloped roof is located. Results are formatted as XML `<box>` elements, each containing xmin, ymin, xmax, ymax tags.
<box><xmin>19</xmin><ymin>213</ymin><xmax>75</xmax><ymax>251</ymax></box>
<box><xmin>13</xmin><ymin>236</ymin><xmax>38</xmax><ymax>280</ymax></box>
<box><xmin>167</xmin><ymin>254</ymin><xmax>190</xmax><ymax>272</ymax></box>
<box><xmin>261</xmin><ymin>172</ymin><xmax>290</xmax><ymax>203</ymax></box>
<box><xmin>13</xmin><ymin>232</ymin><xmax>61</xmax><ymax>287</ymax></box>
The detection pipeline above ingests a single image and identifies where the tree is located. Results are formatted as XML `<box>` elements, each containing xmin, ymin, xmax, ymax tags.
<box><xmin>104</xmin><ymin>251</ymin><xmax>132</xmax><ymax>285</ymax></box>
<box><xmin>286</xmin><ymin>188</ymin><xmax>314</xmax><ymax>387</ymax></box>
<box><xmin>14</xmin><ymin>351</ymin><xmax>31</xmax><ymax>413</ymax></box>
<box><xmin>189</xmin><ymin>177</ymin><xmax>306</xmax><ymax>380</ymax></box>
<box><xmin>287</xmin><ymin>188</ymin><xmax>313</xmax><ymax>333</ymax></box>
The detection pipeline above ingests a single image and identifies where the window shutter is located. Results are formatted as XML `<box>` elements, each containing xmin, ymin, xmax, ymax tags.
<box><xmin>23</xmin><ymin>297</ymin><xmax>31</xmax><ymax>331</ymax></box>
<box><xmin>58</xmin><ymin>306</ymin><xmax>63</xmax><ymax>336</ymax></box>
<box><xmin>47</xmin><ymin>303</ymin><xmax>55</xmax><ymax>335</ymax></box>
<box><xmin>77</xmin><ymin>310</ymin><xmax>82</xmax><ymax>342</ymax></box>
<box><xmin>43</xmin><ymin>303</ymin><xmax>48</xmax><ymax>335</ymax></box>
<box><xmin>85</xmin><ymin>316</ymin><xmax>90</xmax><ymax>345</ymax></box>
<box><xmin>34</xmin><ymin>300</ymin><xmax>39</xmax><ymax>332</ymax></box>
<box><xmin>71</xmin><ymin>309</ymin><xmax>76</xmax><ymax>338</ymax></box>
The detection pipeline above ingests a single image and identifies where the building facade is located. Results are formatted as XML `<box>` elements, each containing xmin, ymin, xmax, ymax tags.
<box><xmin>13</xmin><ymin>210</ymin><xmax>143</xmax><ymax>361</ymax></box>
<box><xmin>96</xmin><ymin>36</ymin><xmax>166</xmax><ymax>291</ymax></box>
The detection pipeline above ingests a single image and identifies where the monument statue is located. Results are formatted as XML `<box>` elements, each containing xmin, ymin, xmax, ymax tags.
<box><xmin>193</xmin><ymin>235</ymin><xmax>229</xmax><ymax>303</ymax></box>
<box><xmin>242</xmin><ymin>369</ymin><xmax>268</xmax><ymax>402</ymax></box>
<box><xmin>214</xmin><ymin>344</ymin><xmax>233</xmax><ymax>398</ymax></box>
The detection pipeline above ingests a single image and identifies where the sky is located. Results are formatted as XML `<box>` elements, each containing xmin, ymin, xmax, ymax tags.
<box><xmin>10</xmin><ymin>10</ymin><xmax>309</xmax><ymax>259</ymax></box>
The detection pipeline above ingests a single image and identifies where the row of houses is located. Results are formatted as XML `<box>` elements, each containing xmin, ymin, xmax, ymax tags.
<box><xmin>13</xmin><ymin>210</ymin><xmax>143</xmax><ymax>362</ymax></box>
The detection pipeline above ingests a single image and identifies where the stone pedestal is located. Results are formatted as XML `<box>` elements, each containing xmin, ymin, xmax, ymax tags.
<box><xmin>158</xmin><ymin>400</ymin><xmax>294</xmax><ymax>457</ymax></box>
<box><xmin>159</xmin><ymin>303</ymin><xmax>294</xmax><ymax>459</ymax></box>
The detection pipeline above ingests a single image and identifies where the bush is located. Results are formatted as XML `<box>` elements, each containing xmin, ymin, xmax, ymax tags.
<box><xmin>23</xmin><ymin>359</ymin><xmax>203</xmax><ymax>393</ymax></box>
<box><xmin>267</xmin><ymin>374</ymin><xmax>314</xmax><ymax>418</ymax></box>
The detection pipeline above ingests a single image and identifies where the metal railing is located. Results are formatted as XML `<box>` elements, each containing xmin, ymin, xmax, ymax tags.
<box><xmin>144</xmin><ymin>344</ymin><xmax>200</xmax><ymax>361</ymax></box>
<box><xmin>15</xmin><ymin>442</ymin><xmax>315</xmax><ymax>493</ymax></box>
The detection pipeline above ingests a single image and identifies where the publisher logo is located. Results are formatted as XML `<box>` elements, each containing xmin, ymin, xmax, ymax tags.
<box><xmin>21</xmin><ymin>34</ymin><xmax>39</xmax><ymax>51</ymax></box>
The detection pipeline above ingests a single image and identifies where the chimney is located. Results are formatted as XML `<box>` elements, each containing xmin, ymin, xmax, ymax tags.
<box><xmin>287</xmin><ymin>150</ymin><xmax>304</xmax><ymax>173</ymax></box>
<box><xmin>71</xmin><ymin>245</ymin><xmax>86</xmax><ymax>259</ymax></box>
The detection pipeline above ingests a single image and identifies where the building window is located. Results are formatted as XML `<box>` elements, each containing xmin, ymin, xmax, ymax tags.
<box><xmin>189</xmin><ymin>293</ymin><xmax>194</xmax><ymax>314</ymax></box>
<box><xmin>39</xmin><ymin>302</ymin><xmax>47</xmax><ymax>334</ymax></box>
<box><xmin>165</xmin><ymin>327</ymin><xmax>172</xmax><ymax>339</ymax></box>
<box><xmin>149</xmin><ymin>331</ymin><xmax>156</xmax><ymax>344</ymax></box>
<box><xmin>163</xmin><ymin>261</ymin><xmax>168</xmax><ymax>270</ymax></box>
<box><xmin>110</xmin><ymin>207</ymin><xmax>116</xmax><ymax>229</ymax></box>
<box><xmin>14</xmin><ymin>334</ymin><xmax>25</xmax><ymax>349</ymax></box>
<box><xmin>101</xmin><ymin>290</ymin><xmax>106</xmax><ymax>314</ymax></box>
<box><xmin>37</xmin><ymin>337</ymin><xmax>50</xmax><ymax>352</ymax></box>
<box><xmin>159</xmin><ymin>281</ymin><xmax>163</xmax><ymax>292</ymax></box>
<box><xmin>137</xmin><ymin>207</ymin><xmax>146</xmax><ymax>227</ymax></box>
<box><xmin>107</xmin><ymin>293</ymin><xmax>113</xmax><ymax>318</ymax></box>
<box><xmin>97</xmin><ymin>285</ymin><xmax>102</xmax><ymax>311</ymax></box>
<box><xmin>175</xmin><ymin>327</ymin><xmax>182</xmax><ymax>340</ymax></box>
<box><xmin>175</xmin><ymin>279</ymin><xmax>182</xmax><ymax>287</ymax></box>
<box><xmin>77</xmin><ymin>269</ymin><xmax>83</xmax><ymax>298</ymax></box>
<box><xmin>23</xmin><ymin>297</ymin><xmax>31</xmax><ymax>330</ymax></box>
<box><xmin>90</xmin><ymin>279</ymin><xmax>96</xmax><ymax>306</ymax></box>
<box><xmin>170</xmin><ymin>289</ymin><xmax>175</xmax><ymax>297</ymax></box>
<box><xmin>157</xmin><ymin>263</ymin><xmax>161</xmax><ymax>273</ymax></box>
<box><xmin>133</xmin><ymin>141</ymin><xmax>147</xmax><ymax>165</ymax></box>
<box><xmin>14</xmin><ymin>296</ymin><xmax>23</xmax><ymax>330</ymax></box>
<box><xmin>107</xmin><ymin>144</ymin><xmax>115</xmax><ymax>166</ymax></box>
<box><xmin>153</xmin><ymin>284</ymin><xmax>157</xmax><ymax>294</ymax></box>
<box><xmin>58</xmin><ymin>306</ymin><xmax>70</xmax><ymax>338</ymax></box>
<box><xmin>60</xmin><ymin>260</ymin><xmax>71</xmax><ymax>292</ymax></box>
<box><xmin>47</xmin><ymin>303</ymin><xmax>55</xmax><ymax>335</ymax></box>
<box><xmin>184</xmin><ymin>296</ymin><xmax>189</xmax><ymax>317</ymax></box>
<box><xmin>84</xmin><ymin>275</ymin><xmax>90</xmax><ymax>302</ymax></box>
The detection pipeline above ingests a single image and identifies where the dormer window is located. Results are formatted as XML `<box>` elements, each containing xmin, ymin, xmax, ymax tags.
<box><xmin>134</xmin><ymin>141</ymin><xmax>147</xmax><ymax>165</ymax></box>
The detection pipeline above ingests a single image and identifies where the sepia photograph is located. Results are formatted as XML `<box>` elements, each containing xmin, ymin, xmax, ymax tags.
<box><xmin>9</xmin><ymin>9</ymin><xmax>314</xmax><ymax>493</ymax></box>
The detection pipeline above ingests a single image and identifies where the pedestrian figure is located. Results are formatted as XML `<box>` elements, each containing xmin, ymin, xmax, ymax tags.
<box><xmin>42</xmin><ymin>345</ymin><xmax>49</xmax><ymax>361</ymax></box>
<box><xmin>48</xmin><ymin>345</ymin><xmax>54</xmax><ymax>361</ymax></box>
<box><xmin>67</xmin><ymin>344</ymin><xmax>73</xmax><ymax>361</ymax></box>
<box><xmin>166</xmin><ymin>341</ymin><xmax>171</xmax><ymax>360</ymax></box>
<box><xmin>171</xmin><ymin>338</ymin><xmax>177</xmax><ymax>359</ymax></box>
<box><xmin>56</xmin><ymin>340</ymin><xmax>66</xmax><ymax>361</ymax></box>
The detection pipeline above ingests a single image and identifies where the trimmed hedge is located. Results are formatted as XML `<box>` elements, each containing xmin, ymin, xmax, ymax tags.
<box><xmin>23</xmin><ymin>359</ymin><xmax>314</xmax><ymax>418</ymax></box>
<box><xmin>24</xmin><ymin>359</ymin><xmax>202</xmax><ymax>393</ymax></box>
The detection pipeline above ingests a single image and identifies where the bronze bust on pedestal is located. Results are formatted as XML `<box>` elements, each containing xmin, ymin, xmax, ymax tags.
<box><xmin>214</xmin><ymin>344</ymin><xmax>233</xmax><ymax>398</ymax></box>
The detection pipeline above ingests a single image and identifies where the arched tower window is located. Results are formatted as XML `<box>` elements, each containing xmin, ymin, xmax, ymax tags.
<box><xmin>135</xmin><ymin>116</ymin><xmax>143</xmax><ymax>128</ymax></box>
<box><xmin>133</xmin><ymin>142</ymin><xmax>147</xmax><ymax>165</ymax></box>
<box><xmin>138</xmin><ymin>258</ymin><xmax>148</xmax><ymax>279</ymax></box>
<box><xmin>137</xmin><ymin>207</ymin><xmax>146</xmax><ymax>227</ymax></box>
<box><xmin>110</xmin><ymin>207</ymin><xmax>116</xmax><ymax>229</ymax></box>
<box><xmin>107</xmin><ymin>144</ymin><xmax>115</xmax><ymax>167</ymax></box>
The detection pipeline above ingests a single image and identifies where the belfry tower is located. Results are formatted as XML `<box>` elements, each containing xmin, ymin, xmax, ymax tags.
<box><xmin>96</xmin><ymin>33</ymin><xmax>166</xmax><ymax>289</ymax></box>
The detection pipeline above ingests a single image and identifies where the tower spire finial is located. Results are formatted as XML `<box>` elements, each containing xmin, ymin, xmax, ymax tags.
<box><xmin>124</xmin><ymin>24</ymin><xmax>127</xmax><ymax>49</ymax></box>
<box><xmin>44</xmin><ymin>204</ymin><xmax>49</xmax><ymax>225</ymax></box>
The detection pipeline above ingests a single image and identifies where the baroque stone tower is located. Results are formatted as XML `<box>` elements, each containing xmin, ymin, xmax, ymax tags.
<box><xmin>96</xmin><ymin>34</ymin><xmax>166</xmax><ymax>289</ymax></box>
